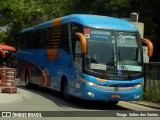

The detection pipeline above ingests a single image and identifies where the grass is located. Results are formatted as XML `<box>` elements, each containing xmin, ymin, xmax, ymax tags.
<box><xmin>143</xmin><ymin>79</ymin><xmax>160</xmax><ymax>103</ymax></box>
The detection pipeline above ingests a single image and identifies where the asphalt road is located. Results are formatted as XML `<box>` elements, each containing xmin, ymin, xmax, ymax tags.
<box><xmin>0</xmin><ymin>84</ymin><xmax>159</xmax><ymax>120</ymax></box>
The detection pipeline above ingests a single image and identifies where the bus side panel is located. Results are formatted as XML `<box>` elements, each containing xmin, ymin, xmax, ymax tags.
<box><xmin>18</xmin><ymin>49</ymin><xmax>52</xmax><ymax>87</ymax></box>
<box><xmin>50</xmin><ymin>49</ymin><xmax>74</xmax><ymax>92</ymax></box>
<box><xmin>18</xmin><ymin>48</ymin><xmax>76</xmax><ymax>93</ymax></box>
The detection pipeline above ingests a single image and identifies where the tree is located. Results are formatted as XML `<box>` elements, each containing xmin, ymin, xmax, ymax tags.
<box><xmin>129</xmin><ymin>0</ymin><xmax>160</xmax><ymax>61</ymax></box>
<box><xmin>0</xmin><ymin>0</ymin><xmax>160</xmax><ymax>61</ymax></box>
<box><xmin>91</xmin><ymin>0</ymin><xmax>130</xmax><ymax>17</ymax></box>
<box><xmin>0</xmin><ymin>0</ymin><xmax>57</xmax><ymax>46</ymax></box>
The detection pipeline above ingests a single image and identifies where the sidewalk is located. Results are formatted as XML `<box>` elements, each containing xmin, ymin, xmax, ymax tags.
<box><xmin>130</xmin><ymin>101</ymin><xmax>160</xmax><ymax>110</ymax></box>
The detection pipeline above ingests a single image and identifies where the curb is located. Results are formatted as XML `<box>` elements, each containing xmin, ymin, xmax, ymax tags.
<box><xmin>130</xmin><ymin>101</ymin><xmax>160</xmax><ymax>110</ymax></box>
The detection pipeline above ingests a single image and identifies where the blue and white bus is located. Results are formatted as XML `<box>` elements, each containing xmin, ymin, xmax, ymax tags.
<box><xmin>18</xmin><ymin>14</ymin><xmax>153</xmax><ymax>106</ymax></box>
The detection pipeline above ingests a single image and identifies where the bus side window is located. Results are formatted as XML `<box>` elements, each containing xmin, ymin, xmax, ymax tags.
<box><xmin>74</xmin><ymin>38</ymin><xmax>82</xmax><ymax>71</ymax></box>
<box><xmin>60</xmin><ymin>25</ymin><xmax>70</xmax><ymax>53</ymax></box>
<box><xmin>71</xmin><ymin>35</ymin><xmax>77</xmax><ymax>59</ymax></box>
<box><xmin>0</xmin><ymin>53</ymin><xmax>3</xmax><ymax>66</ymax></box>
<box><xmin>71</xmin><ymin>23</ymin><xmax>83</xmax><ymax>58</ymax></box>
<box><xmin>71</xmin><ymin>23</ymin><xmax>83</xmax><ymax>71</ymax></box>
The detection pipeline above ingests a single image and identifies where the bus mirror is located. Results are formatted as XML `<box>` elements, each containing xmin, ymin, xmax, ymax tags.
<box><xmin>141</xmin><ymin>38</ymin><xmax>153</xmax><ymax>57</ymax></box>
<box><xmin>75</xmin><ymin>32</ymin><xmax>87</xmax><ymax>54</ymax></box>
<box><xmin>0</xmin><ymin>50</ymin><xmax>6</xmax><ymax>58</ymax></box>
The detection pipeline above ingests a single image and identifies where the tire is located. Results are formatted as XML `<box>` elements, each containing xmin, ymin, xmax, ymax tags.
<box><xmin>25</xmin><ymin>72</ymin><xmax>31</xmax><ymax>88</ymax></box>
<box><xmin>62</xmin><ymin>80</ymin><xmax>72</xmax><ymax>102</ymax></box>
<box><xmin>106</xmin><ymin>101</ymin><xmax>119</xmax><ymax>107</ymax></box>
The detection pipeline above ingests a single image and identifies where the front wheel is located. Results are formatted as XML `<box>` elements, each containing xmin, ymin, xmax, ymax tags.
<box><xmin>62</xmin><ymin>80</ymin><xmax>72</xmax><ymax>102</ymax></box>
<box><xmin>25</xmin><ymin>72</ymin><xmax>31</xmax><ymax>88</ymax></box>
<box><xmin>106</xmin><ymin>101</ymin><xmax>119</xmax><ymax>107</ymax></box>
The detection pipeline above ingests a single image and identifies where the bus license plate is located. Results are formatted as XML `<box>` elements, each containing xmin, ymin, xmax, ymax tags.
<box><xmin>111</xmin><ymin>94</ymin><xmax>121</xmax><ymax>99</ymax></box>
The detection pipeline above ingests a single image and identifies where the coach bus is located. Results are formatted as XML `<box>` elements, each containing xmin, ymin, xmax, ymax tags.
<box><xmin>0</xmin><ymin>44</ymin><xmax>16</xmax><ymax>68</ymax></box>
<box><xmin>18</xmin><ymin>14</ymin><xmax>153</xmax><ymax>105</ymax></box>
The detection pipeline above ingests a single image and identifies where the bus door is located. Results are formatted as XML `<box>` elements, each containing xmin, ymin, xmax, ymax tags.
<box><xmin>72</xmin><ymin>30</ymin><xmax>88</xmax><ymax>96</ymax></box>
<box><xmin>0</xmin><ymin>50</ymin><xmax>5</xmax><ymax>67</ymax></box>
<box><xmin>72</xmin><ymin>34</ymin><xmax>83</xmax><ymax>95</ymax></box>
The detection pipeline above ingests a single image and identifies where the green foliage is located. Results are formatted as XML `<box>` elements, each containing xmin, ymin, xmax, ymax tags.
<box><xmin>130</xmin><ymin>0</ymin><xmax>160</xmax><ymax>40</ymax></box>
<box><xmin>0</xmin><ymin>0</ymin><xmax>57</xmax><ymax>46</ymax></box>
<box><xmin>91</xmin><ymin>0</ymin><xmax>130</xmax><ymax>17</ymax></box>
<box><xmin>0</xmin><ymin>0</ymin><xmax>160</xmax><ymax>60</ymax></box>
<box><xmin>143</xmin><ymin>92</ymin><xmax>160</xmax><ymax>103</ymax></box>
<box><xmin>0</xmin><ymin>31</ymin><xmax>6</xmax><ymax>43</ymax></box>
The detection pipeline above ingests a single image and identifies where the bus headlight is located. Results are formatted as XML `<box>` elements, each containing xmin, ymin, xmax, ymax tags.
<box><xmin>80</xmin><ymin>77</ymin><xmax>98</xmax><ymax>87</ymax></box>
<box><xmin>88</xmin><ymin>82</ymin><xmax>95</xmax><ymax>86</ymax></box>
<box><xmin>141</xmin><ymin>81</ymin><xmax>144</xmax><ymax>87</ymax></box>
<box><xmin>87</xmin><ymin>92</ymin><xmax>94</xmax><ymax>97</ymax></box>
<box><xmin>133</xmin><ymin>84</ymin><xmax>141</xmax><ymax>89</ymax></box>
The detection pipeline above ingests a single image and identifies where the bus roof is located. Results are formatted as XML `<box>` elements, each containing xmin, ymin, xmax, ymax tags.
<box><xmin>21</xmin><ymin>14</ymin><xmax>138</xmax><ymax>33</ymax></box>
<box><xmin>0</xmin><ymin>44</ymin><xmax>16</xmax><ymax>51</ymax></box>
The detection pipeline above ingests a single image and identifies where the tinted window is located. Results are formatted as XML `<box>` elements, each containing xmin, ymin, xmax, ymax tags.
<box><xmin>20</xmin><ymin>28</ymin><xmax>50</xmax><ymax>49</ymax></box>
<box><xmin>60</xmin><ymin>25</ymin><xmax>69</xmax><ymax>52</ymax></box>
<box><xmin>48</xmin><ymin>24</ymin><xmax>69</xmax><ymax>53</ymax></box>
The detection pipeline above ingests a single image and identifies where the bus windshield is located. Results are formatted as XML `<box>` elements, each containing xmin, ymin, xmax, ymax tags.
<box><xmin>115</xmin><ymin>32</ymin><xmax>142</xmax><ymax>72</ymax></box>
<box><xmin>3</xmin><ymin>51</ymin><xmax>17</xmax><ymax>68</ymax></box>
<box><xmin>84</xmin><ymin>28</ymin><xmax>142</xmax><ymax>79</ymax></box>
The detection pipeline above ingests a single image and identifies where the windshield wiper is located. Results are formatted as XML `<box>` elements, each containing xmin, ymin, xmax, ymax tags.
<box><xmin>118</xmin><ymin>49</ymin><xmax>121</xmax><ymax>61</ymax></box>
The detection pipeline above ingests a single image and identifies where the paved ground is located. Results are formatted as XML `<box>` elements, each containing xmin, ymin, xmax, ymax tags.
<box><xmin>0</xmin><ymin>82</ymin><xmax>160</xmax><ymax>120</ymax></box>
<box><xmin>0</xmin><ymin>85</ymin><xmax>160</xmax><ymax>111</ymax></box>
<box><xmin>130</xmin><ymin>101</ymin><xmax>160</xmax><ymax>110</ymax></box>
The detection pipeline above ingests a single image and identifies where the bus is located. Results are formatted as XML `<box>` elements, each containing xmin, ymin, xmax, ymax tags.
<box><xmin>0</xmin><ymin>44</ymin><xmax>17</xmax><ymax>68</ymax></box>
<box><xmin>18</xmin><ymin>14</ymin><xmax>153</xmax><ymax>105</ymax></box>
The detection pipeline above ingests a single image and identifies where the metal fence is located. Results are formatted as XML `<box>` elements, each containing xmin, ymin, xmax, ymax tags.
<box><xmin>143</xmin><ymin>62</ymin><xmax>160</xmax><ymax>102</ymax></box>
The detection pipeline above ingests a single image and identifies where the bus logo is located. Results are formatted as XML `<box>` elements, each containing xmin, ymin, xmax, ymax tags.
<box><xmin>114</xmin><ymin>87</ymin><xmax>119</xmax><ymax>91</ymax></box>
<box><xmin>117</xmin><ymin>70</ymin><xmax>122</xmax><ymax>75</ymax></box>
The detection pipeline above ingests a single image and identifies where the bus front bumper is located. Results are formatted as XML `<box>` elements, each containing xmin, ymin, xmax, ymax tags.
<box><xmin>81</xmin><ymin>84</ymin><xmax>142</xmax><ymax>101</ymax></box>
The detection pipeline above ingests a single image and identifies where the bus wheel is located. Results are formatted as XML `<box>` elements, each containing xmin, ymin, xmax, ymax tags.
<box><xmin>25</xmin><ymin>72</ymin><xmax>30</xmax><ymax>88</ymax></box>
<box><xmin>106</xmin><ymin>101</ymin><xmax>119</xmax><ymax>107</ymax></box>
<box><xmin>62</xmin><ymin>80</ymin><xmax>71</xmax><ymax>102</ymax></box>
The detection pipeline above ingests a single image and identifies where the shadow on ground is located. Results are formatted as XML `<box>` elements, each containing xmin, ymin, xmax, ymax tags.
<box><xmin>16</xmin><ymin>83</ymin><xmax>132</xmax><ymax>111</ymax></box>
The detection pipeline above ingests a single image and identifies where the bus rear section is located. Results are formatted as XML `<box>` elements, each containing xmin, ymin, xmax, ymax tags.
<box><xmin>0</xmin><ymin>44</ymin><xmax>16</xmax><ymax>68</ymax></box>
<box><xmin>0</xmin><ymin>44</ymin><xmax>17</xmax><ymax>91</ymax></box>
